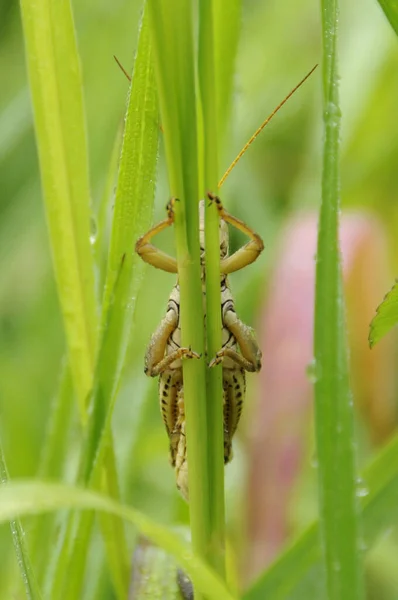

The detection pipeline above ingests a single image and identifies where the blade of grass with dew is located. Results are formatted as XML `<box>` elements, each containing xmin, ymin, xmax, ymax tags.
<box><xmin>18</xmin><ymin>0</ymin><xmax>123</xmax><ymax>593</ymax></box>
<box><xmin>19</xmin><ymin>1</ymin><xmax>131</xmax><ymax>595</ymax></box>
<box><xmin>20</xmin><ymin>0</ymin><xmax>97</xmax><ymax>422</ymax></box>
<box><xmin>314</xmin><ymin>0</ymin><xmax>364</xmax><ymax>598</ymax></box>
<box><xmin>55</xmin><ymin>9</ymin><xmax>159</xmax><ymax>599</ymax></box>
<box><xmin>369</xmin><ymin>280</ymin><xmax>398</xmax><ymax>347</ymax></box>
<box><xmin>0</xmin><ymin>437</ymin><xmax>42</xmax><ymax>599</ymax></box>
<box><xmin>0</xmin><ymin>482</ymin><xmax>237</xmax><ymax>600</ymax></box>
<box><xmin>148</xmin><ymin>2</ymin><xmax>211</xmax><ymax>594</ymax></box>
<box><xmin>213</xmin><ymin>0</ymin><xmax>241</xmax><ymax>147</ymax></box>
<box><xmin>92</xmin><ymin>123</ymin><xmax>124</xmax><ymax>299</ymax></box>
<box><xmin>47</xmin><ymin>230</ymin><xmax>129</xmax><ymax>600</ymax></box>
<box><xmin>198</xmin><ymin>0</ymin><xmax>226</xmax><ymax>579</ymax></box>
<box><xmin>244</xmin><ymin>432</ymin><xmax>398</xmax><ymax>600</ymax></box>
<box><xmin>376</xmin><ymin>0</ymin><xmax>398</xmax><ymax>35</ymax></box>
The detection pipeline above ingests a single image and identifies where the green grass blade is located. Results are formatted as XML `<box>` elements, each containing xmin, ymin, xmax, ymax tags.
<box><xmin>84</xmin><ymin>4</ymin><xmax>158</xmax><ymax>486</ymax></box>
<box><xmin>55</xmin><ymin>9</ymin><xmax>159</xmax><ymax>599</ymax></box>
<box><xmin>369</xmin><ymin>280</ymin><xmax>398</xmax><ymax>347</ymax></box>
<box><xmin>376</xmin><ymin>0</ymin><xmax>398</xmax><ymax>35</ymax></box>
<box><xmin>92</xmin><ymin>124</ymin><xmax>124</xmax><ymax>297</ymax></box>
<box><xmin>37</xmin><ymin>364</ymin><xmax>74</xmax><ymax>480</ymax></box>
<box><xmin>0</xmin><ymin>439</ymin><xmax>42</xmax><ymax>600</ymax></box>
<box><xmin>19</xmin><ymin>2</ymin><xmax>131</xmax><ymax>595</ymax></box>
<box><xmin>213</xmin><ymin>0</ymin><xmax>241</xmax><ymax>146</ymax></box>
<box><xmin>198</xmin><ymin>0</ymin><xmax>226</xmax><ymax>579</ymax></box>
<box><xmin>0</xmin><ymin>482</ymin><xmax>237</xmax><ymax>600</ymax></box>
<box><xmin>314</xmin><ymin>1</ymin><xmax>364</xmax><ymax>598</ymax></box>
<box><xmin>244</xmin><ymin>433</ymin><xmax>398</xmax><ymax>600</ymax></box>
<box><xmin>20</xmin><ymin>0</ymin><xmax>98</xmax><ymax>420</ymax></box>
<box><xmin>148</xmin><ymin>2</ymin><xmax>211</xmax><ymax>593</ymax></box>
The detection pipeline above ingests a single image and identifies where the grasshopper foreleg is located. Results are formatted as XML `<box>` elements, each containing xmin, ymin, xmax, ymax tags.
<box><xmin>208</xmin><ymin>192</ymin><xmax>264</xmax><ymax>274</ymax></box>
<box><xmin>135</xmin><ymin>199</ymin><xmax>178</xmax><ymax>273</ymax></box>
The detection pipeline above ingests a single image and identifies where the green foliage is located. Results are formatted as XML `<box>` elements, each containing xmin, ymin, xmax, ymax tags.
<box><xmin>314</xmin><ymin>0</ymin><xmax>364</xmax><ymax>598</ymax></box>
<box><xmin>148</xmin><ymin>5</ymin><xmax>210</xmax><ymax>593</ymax></box>
<box><xmin>1</xmin><ymin>0</ymin><xmax>398</xmax><ymax>598</ymax></box>
<box><xmin>369</xmin><ymin>281</ymin><xmax>398</xmax><ymax>347</ymax></box>
<box><xmin>19</xmin><ymin>0</ymin><xmax>97</xmax><ymax>419</ymax></box>
<box><xmin>0</xmin><ymin>440</ymin><xmax>41</xmax><ymax>600</ymax></box>
<box><xmin>244</xmin><ymin>431</ymin><xmax>398</xmax><ymax>599</ymax></box>
<box><xmin>0</xmin><ymin>482</ymin><xmax>236</xmax><ymax>600</ymax></box>
<box><xmin>377</xmin><ymin>0</ymin><xmax>398</xmax><ymax>35</ymax></box>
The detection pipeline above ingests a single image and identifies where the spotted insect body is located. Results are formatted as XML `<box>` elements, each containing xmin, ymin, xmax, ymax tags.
<box><xmin>135</xmin><ymin>194</ymin><xmax>263</xmax><ymax>500</ymax></box>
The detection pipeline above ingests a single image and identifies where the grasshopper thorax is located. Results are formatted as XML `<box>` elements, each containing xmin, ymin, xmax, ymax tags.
<box><xmin>198</xmin><ymin>199</ymin><xmax>229</xmax><ymax>267</ymax></box>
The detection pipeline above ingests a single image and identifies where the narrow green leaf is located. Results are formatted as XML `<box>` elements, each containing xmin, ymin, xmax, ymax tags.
<box><xmin>38</xmin><ymin>361</ymin><xmax>74</xmax><ymax>481</ymax></box>
<box><xmin>0</xmin><ymin>482</ymin><xmax>237</xmax><ymax>600</ymax></box>
<box><xmin>244</xmin><ymin>433</ymin><xmax>398</xmax><ymax>600</ymax></box>
<box><xmin>56</xmin><ymin>8</ymin><xmax>159</xmax><ymax>599</ymax></box>
<box><xmin>0</xmin><ymin>439</ymin><xmax>42</xmax><ymax>600</ymax></box>
<box><xmin>148</xmin><ymin>3</ymin><xmax>211</xmax><ymax>595</ymax></box>
<box><xmin>369</xmin><ymin>280</ymin><xmax>398</xmax><ymax>347</ymax></box>
<box><xmin>198</xmin><ymin>0</ymin><xmax>226</xmax><ymax>579</ymax></box>
<box><xmin>19</xmin><ymin>2</ymin><xmax>130</xmax><ymax>596</ymax></box>
<box><xmin>92</xmin><ymin>123</ymin><xmax>124</xmax><ymax>297</ymax></box>
<box><xmin>376</xmin><ymin>0</ymin><xmax>398</xmax><ymax>35</ymax></box>
<box><xmin>213</xmin><ymin>0</ymin><xmax>241</xmax><ymax>147</ymax></box>
<box><xmin>20</xmin><ymin>0</ymin><xmax>98</xmax><ymax>420</ymax></box>
<box><xmin>85</xmin><ymin>5</ymin><xmax>158</xmax><ymax>487</ymax></box>
<box><xmin>314</xmin><ymin>0</ymin><xmax>364</xmax><ymax>598</ymax></box>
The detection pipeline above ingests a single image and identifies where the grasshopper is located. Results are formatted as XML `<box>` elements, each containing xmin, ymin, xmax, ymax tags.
<box><xmin>135</xmin><ymin>64</ymin><xmax>318</xmax><ymax>500</ymax></box>
<box><xmin>135</xmin><ymin>193</ymin><xmax>263</xmax><ymax>499</ymax></box>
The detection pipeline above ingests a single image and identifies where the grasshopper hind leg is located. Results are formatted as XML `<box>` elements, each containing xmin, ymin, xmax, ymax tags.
<box><xmin>223</xmin><ymin>368</ymin><xmax>246</xmax><ymax>463</ymax></box>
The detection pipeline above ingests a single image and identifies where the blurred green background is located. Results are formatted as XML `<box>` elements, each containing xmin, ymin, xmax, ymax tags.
<box><xmin>1</xmin><ymin>0</ymin><xmax>398</xmax><ymax>597</ymax></box>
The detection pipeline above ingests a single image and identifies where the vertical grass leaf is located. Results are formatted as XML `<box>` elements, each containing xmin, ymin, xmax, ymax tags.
<box><xmin>244</xmin><ymin>432</ymin><xmax>398</xmax><ymax>600</ymax></box>
<box><xmin>56</xmin><ymin>8</ymin><xmax>159</xmax><ymax>599</ymax></box>
<box><xmin>198</xmin><ymin>0</ymin><xmax>226</xmax><ymax>579</ymax></box>
<box><xmin>148</xmin><ymin>2</ymin><xmax>212</xmax><ymax>592</ymax></box>
<box><xmin>20</xmin><ymin>0</ymin><xmax>98</xmax><ymax>420</ymax></box>
<box><xmin>213</xmin><ymin>0</ymin><xmax>241</xmax><ymax>147</ymax></box>
<box><xmin>314</xmin><ymin>0</ymin><xmax>364</xmax><ymax>598</ymax></box>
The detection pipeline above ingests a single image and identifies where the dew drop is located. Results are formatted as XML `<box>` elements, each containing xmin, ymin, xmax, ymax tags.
<box><xmin>356</xmin><ymin>477</ymin><xmax>369</xmax><ymax>498</ymax></box>
<box><xmin>90</xmin><ymin>216</ymin><xmax>97</xmax><ymax>245</ymax></box>
<box><xmin>306</xmin><ymin>359</ymin><xmax>318</xmax><ymax>383</ymax></box>
<box><xmin>356</xmin><ymin>486</ymin><xmax>369</xmax><ymax>498</ymax></box>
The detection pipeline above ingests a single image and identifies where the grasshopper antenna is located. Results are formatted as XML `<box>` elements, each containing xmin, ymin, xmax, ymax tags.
<box><xmin>113</xmin><ymin>55</ymin><xmax>131</xmax><ymax>82</ymax></box>
<box><xmin>218</xmin><ymin>64</ymin><xmax>318</xmax><ymax>188</ymax></box>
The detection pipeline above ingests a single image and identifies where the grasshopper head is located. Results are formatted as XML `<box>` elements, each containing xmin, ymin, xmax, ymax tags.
<box><xmin>199</xmin><ymin>199</ymin><xmax>229</xmax><ymax>263</ymax></box>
